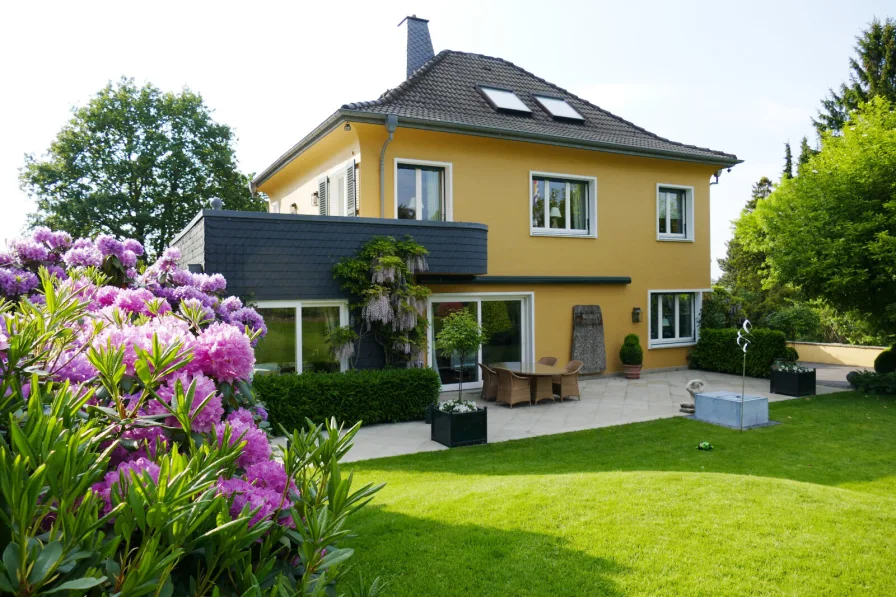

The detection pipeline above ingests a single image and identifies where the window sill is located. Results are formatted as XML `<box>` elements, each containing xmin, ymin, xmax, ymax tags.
<box><xmin>531</xmin><ymin>229</ymin><xmax>596</xmax><ymax>239</ymax></box>
<box><xmin>648</xmin><ymin>340</ymin><xmax>697</xmax><ymax>350</ymax></box>
<box><xmin>657</xmin><ymin>236</ymin><xmax>694</xmax><ymax>243</ymax></box>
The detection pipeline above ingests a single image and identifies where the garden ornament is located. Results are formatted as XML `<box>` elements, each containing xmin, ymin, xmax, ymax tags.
<box><xmin>680</xmin><ymin>379</ymin><xmax>705</xmax><ymax>413</ymax></box>
<box><xmin>736</xmin><ymin>320</ymin><xmax>753</xmax><ymax>431</ymax></box>
<box><xmin>697</xmin><ymin>441</ymin><xmax>713</xmax><ymax>451</ymax></box>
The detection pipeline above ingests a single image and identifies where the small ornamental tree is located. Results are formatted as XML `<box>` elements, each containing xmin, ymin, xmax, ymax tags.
<box><xmin>436</xmin><ymin>309</ymin><xmax>488</xmax><ymax>400</ymax></box>
<box><xmin>0</xmin><ymin>227</ymin><xmax>381</xmax><ymax>595</ymax></box>
<box><xmin>332</xmin><ymin>236</ymin><xmax>431</xmax><ymax>368</ymax></box>
<box><xmin>619</xmin><ymin>334</ymin><xmax>644</xmax><ymax>366</ymax></box>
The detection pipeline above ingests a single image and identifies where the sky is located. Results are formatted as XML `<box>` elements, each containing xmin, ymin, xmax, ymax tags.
<box><xmin>0</xmin><ymin>0</ymin><xmax>890</xmax><ymax>278</ymax></box>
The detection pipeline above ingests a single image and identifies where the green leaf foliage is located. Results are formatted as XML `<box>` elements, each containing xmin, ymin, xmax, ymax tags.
<box><xmin>688</xmin><ymin>328</ymin><xmax>788</xmax><ymax>378</ymax></box>
<box><xmin>850</xmin><ymin>370</ymin><xmax>896</xmax><ymax>394</ymax></box>
<box><xmin>619</xmin><ymin>334</ymin><xmax>643</xmax><ymax>366</ymax></box>
<box><xmin>20</xmin><ymin>77</ymin><xmax>266</xmax><ymax>257</ymax></box>
<box><xmin>874</xmin><ymin>347</ymin><xmax>896</xmax><ymax>374</ymax></box>
<box><xmin>741</xmin><ymin>98</ymin><xmax>896</xmax><ymax>336</ymax></box>
<box><xmin>253</xmin><ymin>368</ymin><xmax>442</xmax><ymax>432</ymax></box>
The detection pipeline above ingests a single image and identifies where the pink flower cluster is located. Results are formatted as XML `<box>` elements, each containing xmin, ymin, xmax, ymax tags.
<box><xmin>1</xmin><ymin>227</ymin><xmax>285</xmax><ymax>529</ymax></box>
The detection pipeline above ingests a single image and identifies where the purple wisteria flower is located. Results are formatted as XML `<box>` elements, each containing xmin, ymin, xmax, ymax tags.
<box><xmin>0</xmin><ymin>253</ymin><xmax>13</xmax><ymax>267</ymax></box>
<box><xmin>155</xmin><ymin>372</ymin><xmax>224</xmax><ymax>433</ymax></box>
<box><xmin>228</xmin><ymin>307</ymin><xmax>267</xmax><ymax>342</ymax></box>
<box><xmin>32</xmin><ymin>227</ymin><xmax>54</xmax><ymax>244</ymax></box>
<box><xmin>218</xmin><ymin>296</ymin><xmax>243</xmax><ymax>314</ymax></box>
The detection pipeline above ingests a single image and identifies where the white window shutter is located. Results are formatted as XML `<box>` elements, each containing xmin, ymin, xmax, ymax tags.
<box><xmin>346</xmin><ymin>160</ymin><xmax>356</xmax><ymax>216</ymax></box>
<box><xmin>318</xmin><ymin>177</ymin><xmax>329</xmax><ymax>216</ymax></box>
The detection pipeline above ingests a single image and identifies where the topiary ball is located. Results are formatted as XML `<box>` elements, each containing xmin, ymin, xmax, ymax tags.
<box><xmin>874</xmin><ymin>346</ymin><xmax>896</xmax><ymax>374</ymax></box>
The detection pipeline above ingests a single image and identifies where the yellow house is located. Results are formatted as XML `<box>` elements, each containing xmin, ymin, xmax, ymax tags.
<box><xmin>243</xmin><ymin>16</ymin><xmax>740</xmax><ymax>388</ymax></box>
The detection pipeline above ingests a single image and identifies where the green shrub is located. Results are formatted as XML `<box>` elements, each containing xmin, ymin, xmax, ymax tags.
<box><xmin>619</xmin><ymin>333</ymin><xmax>643</xmax><ymax>366</ymax></box>
<box><xmin>873</xmin><ymin>346</ymin><xmax>896</xmax><ymax>374</ymax></box>
<box><xmin>850</xmin><ymin>370</ymin><xmax>896</xmax><ymax>394</ymax></box>
<box><xmin>254</xmin><ymin>367</ymin><xmax>441</xmax><ymax>431</ymax></box>
<box><xmin>688</xmin><ymin>328</ymin><xmax>788</xmax><ymax>378</ymax></box>
<box><xmin>785</xmin><ymin>346</ymin><xmax>800</xmax><ymax>362</ymax></box>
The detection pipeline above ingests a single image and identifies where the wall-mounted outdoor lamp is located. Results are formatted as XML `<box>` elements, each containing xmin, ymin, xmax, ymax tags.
<box><xmin>632</xmin><ymin>307</ymin><xmax>642</xmax><ymax>323</ymax></box>
<box><xmin>344</xmin><ymin>123</ymin><xmax>352</xmax><ymax>131</ymax></box>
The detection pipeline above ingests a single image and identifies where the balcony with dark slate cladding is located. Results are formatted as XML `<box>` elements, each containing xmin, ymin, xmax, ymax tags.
<box><xmin>171</xmin><ymin>210</ymin><xmax>488</xmax><ymax>302</ymax></box>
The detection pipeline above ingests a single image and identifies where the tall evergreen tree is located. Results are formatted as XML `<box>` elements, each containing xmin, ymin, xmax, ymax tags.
<box><xmin>744</xmin><ymin>176</ymin><xmax>774</xmax><ymax>212</ymax></box>
<box><xmin>797</xmin><ymin>136</ymin><xmax>815</xmax><ymax>177</ymax></box>
<box><xmin>814</xmin><ymin>17</ymin><xmax>896</xmax><ymax>134</ymax></box>
<box><xmin>782</xmin><ymin>142</ymin><xmax>793</xmax><ymax>180</ymax></box>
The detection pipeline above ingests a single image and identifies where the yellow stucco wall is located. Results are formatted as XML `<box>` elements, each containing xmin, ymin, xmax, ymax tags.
<box><xmin>258</xmin><ymin>127</ymin><xmax>361</xmax><ymax>215</ymax></box>
<box><xmin>789</xmin><ymin>342</ymin><xmax>885</xmax><ymax>368</ymax></box>
<box><xmin>356</xmin><ymin>123</ymin><xmax>715</xmax><ymax>372</ymax></box>
<box><xmin>259</xmin><ymin>121</ymin><xmax>720</xmax><ymax>373</ymax></box>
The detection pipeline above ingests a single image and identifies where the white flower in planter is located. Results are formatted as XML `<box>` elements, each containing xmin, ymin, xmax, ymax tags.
<box><xmin>439</xmin><ymin>399</ymin><xmax>479</xmax><ymax>414</ymax></box>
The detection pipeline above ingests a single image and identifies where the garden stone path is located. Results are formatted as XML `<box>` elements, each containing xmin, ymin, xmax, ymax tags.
<box><xmin>272</xmin><ymin>369</ymin><xmax>843</xmax><ymax>463</ymax></box>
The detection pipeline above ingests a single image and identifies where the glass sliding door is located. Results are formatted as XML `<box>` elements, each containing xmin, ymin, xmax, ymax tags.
<box><xmin>255</xmin><ymin>307</ymin><xmax>298</xmax><ymax>374</ymax></box>
<box><xmin>301</xmin><ymin>306</ymin><xmax>341</xmax><ymax>372</ymax></box>
<box><xmin>254</xmin><ymin>301</ymin><xmax>347</xmax><ymax>375</ymax></box>
<box><xmin>431</xmin><ymin>301</ymin><xmax>477</xmax><ymax>386</ymax></box>
<box><xmin>481</xmin><ymin>300</ymin><xmax>522</xmax><ymax>364</ymax></box>
<box><xmin>429</xmin><ymin>294</ymin><xmax>531</xmax><ymax>390</ymax></box>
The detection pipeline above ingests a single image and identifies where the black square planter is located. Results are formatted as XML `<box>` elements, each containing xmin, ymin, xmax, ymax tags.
<box><xmin>770</xmin><ymin>369</ymin><xmax>816</xmax><ymax>397</ymax></box>
<box><xmin>431</xmin><ymin>407</ymin><xmax>487</xmax><ymax>448</ymax></box>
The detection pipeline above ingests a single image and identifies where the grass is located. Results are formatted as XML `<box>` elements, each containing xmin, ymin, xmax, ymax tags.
<box><xmin>345</xmin><ymin>391</ymin><xmax>896</xmax><ymax>596</ymax></box>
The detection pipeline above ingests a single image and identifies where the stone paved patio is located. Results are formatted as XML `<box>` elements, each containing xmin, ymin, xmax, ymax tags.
<box><xmin>340</xmin><ymin>369</ymin><xmax>843</xmax><ymax>462</ymax></box>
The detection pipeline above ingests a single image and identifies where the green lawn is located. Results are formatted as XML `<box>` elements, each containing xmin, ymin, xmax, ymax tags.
<box><xmin>345</xmin><ymin>392</ymin><xmax>896</xmax><ymax>596</ymax></box>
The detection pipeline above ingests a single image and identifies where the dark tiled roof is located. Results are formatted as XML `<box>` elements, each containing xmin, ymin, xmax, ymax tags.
<box><xmin>343</xmin><ymin>50</ymin><xmax>739</xmax><ymax>164</ymax></box>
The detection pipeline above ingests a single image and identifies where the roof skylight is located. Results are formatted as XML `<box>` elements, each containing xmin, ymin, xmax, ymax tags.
<box><xmin>534</xmin><ymin>95</ymin><xmax>584</xmax><ymax>121</ymax></box>
<box><xmin>480</xmin><ymin>86</ymin><xmax>531</xmax><ymax>114</ymax></box>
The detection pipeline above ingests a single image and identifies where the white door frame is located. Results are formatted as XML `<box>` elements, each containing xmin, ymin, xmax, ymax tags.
<box><xmin>427</xmin><ymin>292</ymin><xmax>535</xmax><ymax>391</ymax></box>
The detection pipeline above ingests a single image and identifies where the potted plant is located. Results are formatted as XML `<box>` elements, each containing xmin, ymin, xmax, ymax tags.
<box><xmin>431</xmin><ymin>399</ymin><xmax>487</xmax><ymax>447</ymax></box>
<box><xmin>770</xmin><ymin>362</ymin><xmax>816</xmax><ymax>397</ymax></box>
<box><xmin>620</xmin><ymin>333</ymin><xmax>644</xmax><ymax>379</ymax></box>
<box><xmin>435</xmin><ymin>309</ymin><xmax>488</xmax><ymax>401</ymax></box>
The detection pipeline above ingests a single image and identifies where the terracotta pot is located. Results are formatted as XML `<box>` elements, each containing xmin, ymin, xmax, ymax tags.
<box><xmin>623</xmin><ymin>364</ymin><xmax>642</xmax><ymax>379</ymax></box>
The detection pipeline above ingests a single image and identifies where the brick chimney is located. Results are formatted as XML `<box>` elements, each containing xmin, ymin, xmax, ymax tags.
<box><xmin>399</xmin><ymin>15</ymin><xmax>434</xmax><ymax>78</ymax></box>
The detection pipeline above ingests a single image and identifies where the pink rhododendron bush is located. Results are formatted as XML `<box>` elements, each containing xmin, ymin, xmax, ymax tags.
<box><xmin>0</xmin><ymin>228</ymin><xmax>382</xmax><ymax>596</ymax></box>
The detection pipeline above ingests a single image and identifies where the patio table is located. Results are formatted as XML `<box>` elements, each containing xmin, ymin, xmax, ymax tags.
<box><xmin>489</xmin><ymin>361</ymin><xmax>566</xmax><ymax>404</ymax></box>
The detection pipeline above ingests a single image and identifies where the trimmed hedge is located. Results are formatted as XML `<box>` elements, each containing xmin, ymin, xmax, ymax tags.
<box><xmin>688</xmin><ymin>328</ymin><xmax>788</xmax><ymax>378</ymax></box>
<box><xmin>874</xmin><ymin>346</ymin><xmax>896</xmax><ymax>374</ymax></box>
<box><xmin>850</xmin><ymin>370</ymin><xmax>896</xmax><ymax>395</ymax></box>
<box><xmin>252</xmin><ymin>368</ymin><xmax>441</xmax><ymax>432</ymax></box>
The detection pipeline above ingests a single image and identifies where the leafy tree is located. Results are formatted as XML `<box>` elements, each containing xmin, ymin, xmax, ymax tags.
<box><xmin>782</xmin><ymin>142</ymin><xmax>794</xmax><ymax>179</ymax></box>
<box><xmin>765</xmin><ymin>303</ymin><xmax>822</xmax><ymax>341</ymax></box>
<box><xmin>814</xmin><ymin>17</ymin><xmax>896</xmax><ymax>134</ymax></box>
<box><xmin>719</xmin><ymin>176</ymin><xmax>774</xmax><ymax>294</ymax></box>
<box><xmin>746</xmin><ymin>98</ymin><xmax>896</xmax><ymax>335</ymax></box>
<box><xmin>435</xmin><ymin>309</ymin><xmax>487</xmax><ymax>400</ymax></box>
<box><xmin>699</xmin><ymin>285</ymin><xmax>744</xmax><ymax>329</ymax></box>
<box><xmin>797</xmin><ymin>136</ymin><xmax>816</xmax><ymax>176</ymax></box>
<box><xmin>21</xmin><ymin>78</ymin><xmax>265</xmax><ymax>257</ymax></box>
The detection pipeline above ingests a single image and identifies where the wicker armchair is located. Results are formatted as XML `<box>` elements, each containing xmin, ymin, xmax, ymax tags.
<box><xmin>552</xmin><ymin>360</ymin><xmax>584</xmax><ymax>401</ymax></box>
<box><xmin>537</xmin><ymin>356</ymin><xmax>558</xmax><ymax>366</ymax></box>
<box><xmin>495</xmin><ymin>368</ymin><xmax>532</xmax><ymax>408</ymax></box>
<box><xmin>477</xmin><ymin>363</ymin><xmax>498</xmax><ymax>401</ymax></box>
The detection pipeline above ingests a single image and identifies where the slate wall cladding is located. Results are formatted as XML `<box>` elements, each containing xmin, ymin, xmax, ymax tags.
<box><xmin>171</xmin><ymin>210</ymin><xmax>488</xmax><ymax>371</ymax></box>
<box><xmin>173</xmin><ymin>210</ymin><xmax>488</xmax><ymax>301</ymax></box>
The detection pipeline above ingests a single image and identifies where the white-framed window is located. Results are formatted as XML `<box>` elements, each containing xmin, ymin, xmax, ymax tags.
<box><xmin>530</xmin><ymin>171</ymin><xmax>597</xmax><ymax>237</ymax></box>
<box><xmin>657</xmin><ymin>184</ymin><xmax>694</xmax><ymax>241</ymax></box>
<box><xmin>394</xmin><ymin>158</ymin><xmax>453</xmax><ymax>221</ymax></box>
<box><xmin>253</xmin><ymin>300</ymin><xmax>349</xmax><ymax>374</ymax></box>
<box><xmin>648</xmin><ymin>290</ymin><xmax>706</xmax><ymax>348</ymax></box>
